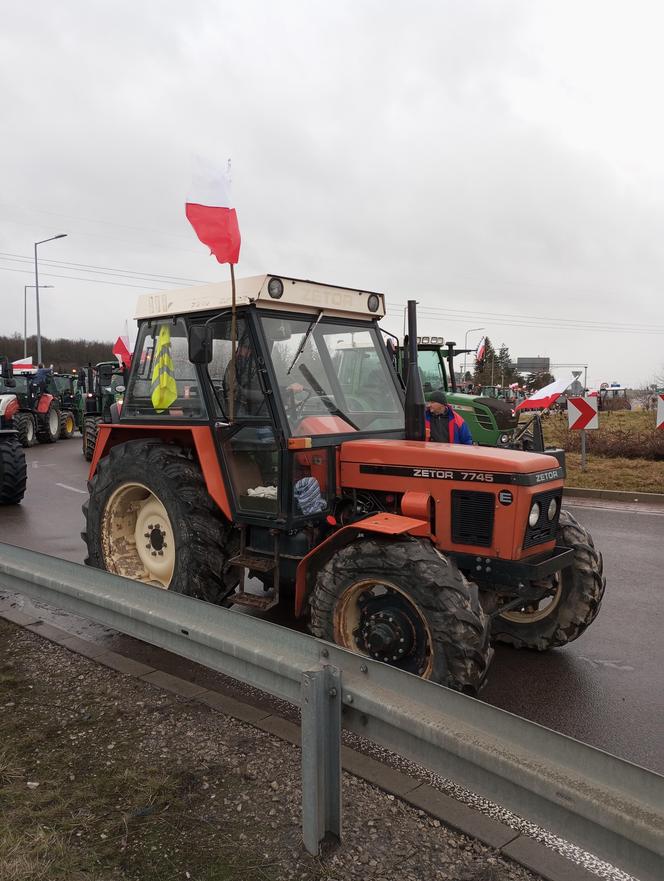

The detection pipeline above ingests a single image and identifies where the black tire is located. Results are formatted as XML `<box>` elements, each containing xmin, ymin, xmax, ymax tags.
<box><xmin>59</xmin><ymin>410</ymin><xmax>76</xmax><ymax>439</ymax></box>
<box><xmin>491</xmin><ymin>509</ymin><xmax>605</xmax><ymax>650</ymax></box>
<box><xmin>0</xmin><ymin>435</ymin><xmax>27</xmax><ymax>505</ymax></box>
<box><xmin>309</xmin><ymin>537</ymin><xmax>493</xmax><ymax>694</ymax></box>
<box><xmin>82</xmin><ymin>415</ymin><xmax>101</xmax><ymax>461</ymax></box>
<box><xmin>14</xmin><ymin>412</ymin><xmax>37</xmax><ymax>448</ymax></box>
<box><xmin>82</xmin><ymin>440</ymin><xmax>239</xmax><ymax>604</ymax></box>
<box><xmin>36</xmin><ymin>401</ymin><xmax>60</xmax><ymax>444</ymax></box>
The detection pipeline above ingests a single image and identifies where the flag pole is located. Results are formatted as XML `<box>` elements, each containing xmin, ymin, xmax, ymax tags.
<box><xmin>229</xmin><ymin>263</ymin><xmax>237</xmax><ymax>421</ymax></box>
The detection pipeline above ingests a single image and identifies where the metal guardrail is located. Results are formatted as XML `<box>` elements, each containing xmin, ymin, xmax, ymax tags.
<box><xmin>0</xmin><ymin>541</ymin><xmax>662</xmax><ymax>881</ymax></box>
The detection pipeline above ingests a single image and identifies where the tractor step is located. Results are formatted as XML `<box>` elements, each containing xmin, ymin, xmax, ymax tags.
<box><xmin>229</xmin><ymin>553</ymin><xmax>276</xmax><ymax>573</ymax></box>
<box><xmin>230</xmin><ymin>590</ymin><xmax>278</xmax><ymax>611</ymax></box>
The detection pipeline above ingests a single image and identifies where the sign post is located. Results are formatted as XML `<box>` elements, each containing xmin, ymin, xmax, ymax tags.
<box><xmin>568</xmin><ymin>396</ymin><xmax>599</xmax><ymax>471</ymax></box>
<box><xmin>657</xmin><ymin>394</ymin><xmax>664</xmax><ymax>431</ymax></box>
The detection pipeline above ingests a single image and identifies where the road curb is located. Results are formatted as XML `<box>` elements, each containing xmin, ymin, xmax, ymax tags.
<box><xmin>564</xmin><ymin>486</ymin><xmax>664</xmax><ymax>506</ymax></box>
<box><xmin>0</xmin><ymin>607</ymin><xmax>600</xmax><ymax>881</ymax></box>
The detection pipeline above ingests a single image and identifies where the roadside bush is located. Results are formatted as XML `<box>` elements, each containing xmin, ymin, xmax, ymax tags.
<box><xmin>540</xmin><ymin>412</ymin><xmax>664</xmax><ymax>460</ymax></box>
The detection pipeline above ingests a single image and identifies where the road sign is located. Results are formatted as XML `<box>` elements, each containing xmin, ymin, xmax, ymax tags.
<box><xmin>568</xmin><ymin>396</ymin><xmax>598</xmax><ymax>430</ymax></box>
<box><xmin>657</xmin><ymin>394</ymin><xmax>664</xmax><ymax>430</ymax></box>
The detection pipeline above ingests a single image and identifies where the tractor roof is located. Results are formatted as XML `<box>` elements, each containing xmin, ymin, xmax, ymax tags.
<box><xmin>134</xmin><ymin>274</ymin><xmax>386</xmax><ymax>322</ymax></box>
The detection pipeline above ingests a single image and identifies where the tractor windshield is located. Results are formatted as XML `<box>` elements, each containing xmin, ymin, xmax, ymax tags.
<box><xmin>261</xmin><ymin>315</ymin><xmax>403</xmax><ymax>435</ymax></box>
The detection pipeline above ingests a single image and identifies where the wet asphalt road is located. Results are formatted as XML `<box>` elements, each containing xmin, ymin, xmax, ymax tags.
<box><xmin>1</xmin><ymin>438</ymin><xmax>663</xmax><ymax>773</ymax></box>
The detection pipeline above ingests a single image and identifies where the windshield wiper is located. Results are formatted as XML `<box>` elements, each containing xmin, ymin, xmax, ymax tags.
<box><xmin>286</xmin><ymin>310</ymin><xmax>324</xmax><ymax>375</ymax></box>
<box><xmin>298</xmin><ymin>364</ymin><xmax>360</xmax><ymax>431</ymax></box>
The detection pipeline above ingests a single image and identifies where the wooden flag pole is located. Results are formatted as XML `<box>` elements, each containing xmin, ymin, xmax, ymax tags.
<box><xmin>229</xmin><ymin>263</ymin><xmax>237</xmax><ymax>422</ymax></box>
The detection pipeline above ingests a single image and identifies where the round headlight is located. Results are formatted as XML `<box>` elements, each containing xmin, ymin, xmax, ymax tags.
<box><xmin>499</xmin><ymin>433</ymin><xmax>509</xmax><ymax>445</ymax></box>
<box><xmin>367</xmin><ymin>293</ymin><xmax>380</xmax><ymax>313</ymax></box>
<box><xmin>547</xmin><ymin>498</ymin><xmax>558</xmax><ymax>521</ymax></box>
<box><xmin>528</xmin><ymin>502</ymin><xmax>541</xmax><ymax>528</ymax></box>
<box><xmin>267</xmin><ymin>277</ymin><xmax>284</xmax><ymax>299</ymax></box>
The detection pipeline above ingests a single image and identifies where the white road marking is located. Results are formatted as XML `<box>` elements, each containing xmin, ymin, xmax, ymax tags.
<box><xmin>55</xmin><ymin>483</ymin><xmax>87</xmax><ymax>495</ymax></box>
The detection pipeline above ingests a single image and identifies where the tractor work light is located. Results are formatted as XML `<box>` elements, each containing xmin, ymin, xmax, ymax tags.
<box><xmin>499</xmin><ymin>433</ymin><xmax>510</xmax><ymax>445</ymax></box>
<box><xmin>528</xmin><ymin>502</ymin><xmax>541</xmax><ymax>528</ymax></box>
<box><xmin>268</xmin><ymin>277</ymin><xmax>284</xmax><ymax>299</ymax></box>
<box><xmin>547</xmin><ymin>498</ymin><xmax>558</xmax><ymax>521</ymax></box>
<box><xmin>367</xmin><ymin>293</ymin><xmax>380</xmax><ymax>313</ymax></box>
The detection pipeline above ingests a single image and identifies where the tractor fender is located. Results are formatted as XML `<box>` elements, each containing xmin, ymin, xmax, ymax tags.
<box><xmin>35</xmin><ymin>393</ymin><xmax>55</xmax><ymax>414</ymax></box>
<box><xmin>0</xmin><ymin>395</ymin><xmax>18</xmax><ymax>419</ymax></box>
<box><xmin>294</xmin><ymin>513</ymin><xmax>428</xmax><ymax>617</ymax></box>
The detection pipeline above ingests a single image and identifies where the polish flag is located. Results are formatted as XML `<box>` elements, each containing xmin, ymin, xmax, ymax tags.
<box><xmin>186</xmin><ymin>157</ymin><xmax>241</xmax><ymax>264</ymax></box>
<box><xmin>515</xmin><ymin>375</ymin><xmax>575</xmax><ymax>412</ymax></box>
<box><xmin>112</xmin><ymin>335</ymin><xmax>132</xmax><ymax>368</ymax></box>
<box><xmin>476</xmin><ymin>337</ymin><xmax>486</xmax><ymax>363</ymax></box>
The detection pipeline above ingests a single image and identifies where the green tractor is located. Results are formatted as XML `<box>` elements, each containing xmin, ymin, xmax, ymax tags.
<box><xmin>46</xmin><ymin>374</ymin><xmax>78</xmax><ymax>439</ymax></box>
<box><xmin>81</xmin><ymin>361</ymin><xmax>127</xmax><ymax>461</ymax></box>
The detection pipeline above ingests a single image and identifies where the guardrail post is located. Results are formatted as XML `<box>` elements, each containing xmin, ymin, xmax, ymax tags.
<box><xmin>301</xmin><ymin>666</ymin><xmax>341</xmax><ymax>855</ymax></box>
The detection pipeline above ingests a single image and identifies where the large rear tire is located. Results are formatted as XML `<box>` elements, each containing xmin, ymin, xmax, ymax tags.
<box><xmin>36</xmin><ymin>401</ymin><xmax>60</xmax><ymax>444</ymax></box>
<box><xmin>14</xmin><ymin>412</ymin><xmax>36</xmax><ymax>448</ymax></box>
<box><xmin>82</xmin><ymin>415</ymin><xmax>101</xmax><ymax>461</ymax></box>
<box><xmin>59</xmin><ymin>410</ymin><xmax>76</xmax><ymax>439</ymax></box>
<box><xmin>0</xmin><ymin>435</ymin><xmax>27</xmax><ymax>505</ymax></box>
<box><xmin>82</xmin><ymin>440</ymin><xmax>239</xmax><ymax>604</ymax></box>
<box><xmin>309</xmin><ymin>537</ymin><xmax>493</xmax><ymax>694</ymax></box>
<box><xmin>490</xmin><ymin>510</ymin><xmax>605</xmax><ymax>650</ymax></box>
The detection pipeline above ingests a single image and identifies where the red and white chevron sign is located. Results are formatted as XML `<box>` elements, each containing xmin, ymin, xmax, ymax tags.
<box><xmin>568</xmin><ymin>396</ymin><xmax>598</xmax><ymax>430</ymax></box>
<box><xmin>657</xmin><ymin>394</ymin><xmax>664</xmax><ymax>430</ymax></box>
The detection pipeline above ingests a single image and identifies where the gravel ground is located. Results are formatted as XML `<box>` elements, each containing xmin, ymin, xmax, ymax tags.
<box><xmin>0</xmin><ymin>619</ymin><xmax>543</xmax><ymax>881</ymax></box>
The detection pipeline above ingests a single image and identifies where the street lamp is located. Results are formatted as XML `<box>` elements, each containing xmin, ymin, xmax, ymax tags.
<box><xmin>23</xmin><ymin>285</ymin><xmax>53</xmax><ymax>358</ymax></box>
<box><xmin>463</xmin><ymin>326</ymin><xmax>484</xmax><ymax>381</ymax></box>
<box><xmin>34</xmin><ymin>233</ymin><xmax>67</xmax><ymax>364</ymax></box>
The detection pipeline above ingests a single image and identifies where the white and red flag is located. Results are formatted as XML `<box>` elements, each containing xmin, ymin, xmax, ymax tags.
<box><xmin>186</xmin><ymin>157</ymin><xmax>241</xmax><ymax>264</ymax></box>
<box><xmin>476</xmin><ymin>337</ymin><xmax>486</xmax><ymax>363</ymax></box>
<box><xmin>12</xmin><ymin>357</ymin><xmax>33</xmax><ymax>371</ymax></box>
<box><xmin>112</xmin><ymin>335</ymin><xmax>132</xmax><ymax>368</ymax></box>
<box><xmin>515</xmin><ymin>375</ymin><xmax>574</xmax><ymax>412</ymax></box>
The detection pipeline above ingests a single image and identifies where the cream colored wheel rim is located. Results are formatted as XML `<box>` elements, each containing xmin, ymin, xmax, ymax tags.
<box><xmin>500</xmin><ymin>581</ymin><xmax>563</xmax><ymax>623</ymax></box>
<box><xmin>101</xmin><ymin>483</ymin><xmax>175</xmax><ymax>588</ymax></box>
<box><xmin>334</xmin><ymin>578</ymin><xmax>434</xmax><ymax>678</ymax></box>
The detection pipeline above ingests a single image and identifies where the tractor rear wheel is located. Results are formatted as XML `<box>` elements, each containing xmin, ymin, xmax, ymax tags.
<box><xmin>36</xmin><ymin>401</ymin><xmax>60</xmax><ymax>444</ymax></box>
<box><xmin>59</xmin><ymin>410</ymin><xmax>76</xmax><ymax>439</ymax></box>
<box><xmin>82</xmin><ymin>415</ymin><xmax>101</xmax><ymax>461</ymax></box>
<box><xmin>83</xmin><ymin>440</ymin><xmax>239</xmax><ymax>603</ymax></box>
<box><xmin>309</xmin><ymin>537</ymin><xmax>492</xmax><ymax>694</ymax></box>
<box><xmin>0</xmin><ymin>435</ymin><xmax>27</xmax><ymax>505</ymax></box>
<box><xmin>14</xmin><ymin>412</ymin><xmax>36</xmax><ymax>448</ymax></box>
<box><xmin>490</xmin><ymin>510</ymin><xmax>605</xmax><ymax>650</ymax></box>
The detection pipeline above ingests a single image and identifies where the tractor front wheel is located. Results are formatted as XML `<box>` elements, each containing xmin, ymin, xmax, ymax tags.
<box><xmin>309</xmin><ymin>537</ymin><xmax>492</xmax><ymax>694</ymax></box>
<box><xmin>0</xmin><ymin>435</ymin><xmax>27</xmax><ymax>505</ymax></box>
<box><xmin>82</xmin><ymin>415</ymin><xmax>101</xmax><ymax>461</ymax></box>
<box><xmin>36</xmin><ymin>401</ymin><xmax>60</xmax><ymax>444</ymax></box>
<box><xmin>14</xmin><ymin>412</ymin><xmax>36</xmax><ymax>448</ymax></box>
<box><xmin>83</xmin><ymin>440</ymin><xmax>239</xmax><ymax>603</ymax></box>
<box><xmin>490</xmin><ymin>510</ymin><xmax>605</xmax><ymax>650</ymax></box>
<box><xmin>59</xmin><ymin>410</ymin><xmax>76</xmax><ymax>439</ymax></box>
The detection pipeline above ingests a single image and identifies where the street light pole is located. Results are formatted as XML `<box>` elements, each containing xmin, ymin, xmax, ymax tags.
<box><xmin>34</xmin><ymin>234</ymin><xmax>67</xmax><ymax>364</ymax></box>
<box><xmin>463</xmin><ymin>326</ymin><xmax>484</xmax><ymax>382</ymax></box>
<box><xmin>24</xmin><ymin>285</ymin><xmax>53</xmax><ymax>358</ymax></box>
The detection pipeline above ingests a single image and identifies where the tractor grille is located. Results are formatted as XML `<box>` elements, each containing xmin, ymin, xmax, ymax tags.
<box><xmin>451</xmin><ymin>491</ymin><xmax>494</xmax><ymax>547</ymax></box>
<box><xmin>523</xmin><ymin>489</ymin><xmax>562</xmax><ymax>548</ymax></box>
<box><xmin>475</xmin><ymin>411</ymin><xmax>494</xmax><ymax>430</ymax></box>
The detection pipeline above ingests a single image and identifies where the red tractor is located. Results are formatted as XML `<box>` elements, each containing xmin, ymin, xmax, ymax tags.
<box><xmin>83</xmin><ymin>276</ymin><xmax>605</xmax><ymax>693</ymax></box>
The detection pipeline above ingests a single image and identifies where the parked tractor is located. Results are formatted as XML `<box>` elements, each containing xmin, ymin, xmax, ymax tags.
<box><xmin>81</xmin><ymin>362</ymin><xmax>127</xmax><ymax>461</ymax></box>
<box><xmin>0</xmin><ymin>358</ymin><xmax>60</xmax><ymax>447</ymax></box>
<box><xmin>0</xmin><ymin>393</ymin><xmax>27</xmax><ymax>505</ymax></box>
<box><xmin>83</xmin><ymin>275</ymin><xmax>605</xmax><ymax>693</ymax></box>
<box><xmin>46</xmin><ymin>373</ymin><xmax>78</xmax><ymax>439</ymax></box>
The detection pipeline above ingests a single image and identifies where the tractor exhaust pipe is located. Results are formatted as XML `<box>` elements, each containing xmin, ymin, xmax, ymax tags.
<box><xmin>405</xmin><ymin>300</ymin><xmax>426</xmax><ymax>441</ymax></box>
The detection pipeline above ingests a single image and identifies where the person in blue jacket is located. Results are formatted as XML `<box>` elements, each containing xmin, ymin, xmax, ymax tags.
<box><xmin>426</xmin><ymin>391</ymin><xmax>473</xmax><ymax>444</ymax></box>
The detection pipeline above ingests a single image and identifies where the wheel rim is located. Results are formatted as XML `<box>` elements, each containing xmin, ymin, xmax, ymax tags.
<box><xmin>49</xmin><ymin>408</ymin><xmax>59</xmax><ymax>434</ymax></box>
<box><xmin>499</xmin><ymin>579</ymin><xmax>563</xmax><ymax>623</ymax></box>
<box><xmin>26</xmin><ymin>418</ymin><xmax>34</xmax><ymax>442</ymax></box>
<box><xmin>334</xmin><ymin>578</ymin><xmax>434</xmax><ymax>677</ymax></box>
<box><xmin>66</xmin><ymin>414</ymin><xmax>74</xmax><ymax>433</ymax></box>
<box><xmin>101</xmin><ymin>483</ymin><xmax>175</xmax><ymax>588</ymax></box>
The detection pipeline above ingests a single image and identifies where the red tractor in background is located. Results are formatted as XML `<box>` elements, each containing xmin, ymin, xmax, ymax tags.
<box><xmin>83</xmin><ymin>276</ymin><xmax>605</xmax><ymax>693</ymax></box>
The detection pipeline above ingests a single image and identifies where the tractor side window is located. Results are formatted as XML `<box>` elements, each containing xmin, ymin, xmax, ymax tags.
<box><xmin>206</xmin><ymin>318</ymin><xmax>268</xmax><ymax>420</ymax></box>
<box><xmin>124</xmin><ymin>320</ymin><xmax>206</xmax><ymax>418</ymax></box>
<box><xmin>222</xmin><ymin>425</ymin><xmax>279</xmax><ymax>514</ymax></box>
<box><xmin>417</xmin><ymin>350</ymin><xmax>445</xmax><ymax>392</ymax></box>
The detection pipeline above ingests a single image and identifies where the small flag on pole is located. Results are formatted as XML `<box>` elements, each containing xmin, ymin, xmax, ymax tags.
<box><xmin>186</xmin><ymin>157</ymin><xmax>241</xmax><ymax>264</ymax></box>
<box><xmin>475</xmin><ymin>337</ymin><xmax>486</xmax><ymax>364</ymax></box>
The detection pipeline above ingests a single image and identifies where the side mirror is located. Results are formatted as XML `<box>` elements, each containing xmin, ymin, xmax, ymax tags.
<box><xmin>189</xmin><ymin>324</ymin><xmax>213</xmax><ymax>364</ymax></box>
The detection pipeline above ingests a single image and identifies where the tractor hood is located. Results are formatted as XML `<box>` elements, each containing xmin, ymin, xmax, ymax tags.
<box><xmin>340</xmin><ymin>439</ymin><xmax>564</xmax><ymax>486</ymax></box>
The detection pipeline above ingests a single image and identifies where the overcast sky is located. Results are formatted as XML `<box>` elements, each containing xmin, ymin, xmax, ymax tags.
<box><xmin>1</xmin><ymin>0</ymin><xmax>663</xmax><ymax>387</ymax></box>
